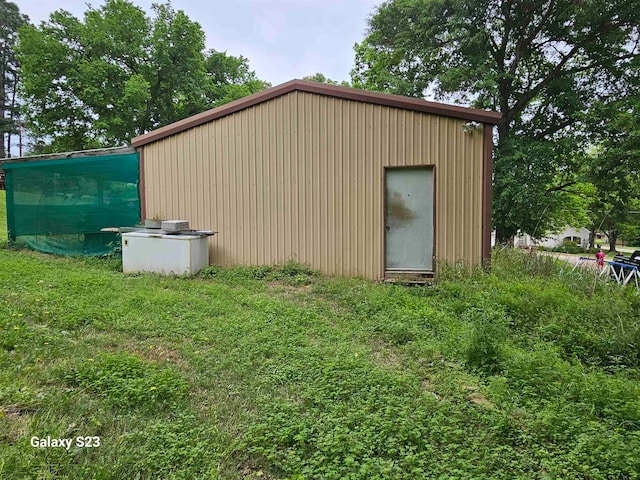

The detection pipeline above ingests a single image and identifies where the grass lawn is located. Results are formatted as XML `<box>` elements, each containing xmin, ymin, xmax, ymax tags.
<box><xmin>1</xmin><ymin>190</ymin><xmax>6</xmax><ymax>241</ymax></box>
<box><xmin>1</xmin><ymin>248</ymin><xmax>640</xmax><ymax>479</ymax></box>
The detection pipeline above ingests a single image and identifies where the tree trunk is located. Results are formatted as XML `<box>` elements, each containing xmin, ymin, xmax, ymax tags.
<box><xmin>6</xmin><ymin>72</ymin><xmax>18</xmax><ymax>158</ymax></box>
<box><xmin>588</xmin><ymin>229</ymin><xmax>596</xmax><ymax>249</ymax></box>
<box><xmin>608</xmin><ymin>229</ymin><xmax>618</xmax><ymax>253</ymax></box>
<box><xmin>495</xmin><ymin>227</ymin><xmax>514</xmax><ymax>246</ymax></box>
<box><xmin>0</xmin><ymin>64</ymin><xmax>6</xmax><ymax>159</ymax></box>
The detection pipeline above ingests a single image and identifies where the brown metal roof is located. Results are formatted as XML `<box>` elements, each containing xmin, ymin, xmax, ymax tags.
<box><xmin>131</xmin><ymin>79</ymin><xmax>501</xmax><ymax>148</ymax></box>
<box><xmin>0</xmin><ymin>146</ymin><xmax>135</xmax><ymax>167</ymax></box>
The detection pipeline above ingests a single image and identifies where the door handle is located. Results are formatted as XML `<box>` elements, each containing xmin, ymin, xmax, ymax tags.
<box><xmin>385</xmin><ymin>226</ymin><xmax>390</xmax><ymax>232</ymax></box>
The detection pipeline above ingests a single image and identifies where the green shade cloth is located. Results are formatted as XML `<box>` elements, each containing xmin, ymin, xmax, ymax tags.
<box><xmin>3</xmin><ymin>152</ymin><xmax>140</xmax><ymax>256</ymax></box>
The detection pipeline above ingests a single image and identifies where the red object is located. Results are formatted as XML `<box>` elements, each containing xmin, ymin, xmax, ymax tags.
<box><xmin>596</xmin><ymin>251</ymin><xmax>605</xmax><ymax>267</ymax></box>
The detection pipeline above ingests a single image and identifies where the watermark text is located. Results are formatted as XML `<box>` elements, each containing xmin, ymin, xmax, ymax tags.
<box><xmin>30</xmin><ymin>436</ymin><xmax>101</xmax><ymax>450</ymax></box>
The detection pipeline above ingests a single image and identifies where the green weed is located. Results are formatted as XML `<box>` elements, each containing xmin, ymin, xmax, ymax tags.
<box><xmin>0</xmin><ymin>190</ymin><xmax>6</xmax><ymax>242</ymax></box>
<box><xmin>463</xmin><ymin>306</ymin><xmax>510</xmax><ymax>375</ymax></box>
<box><xmin>62</xmin><ymin>352</ymin><xmax>188</xmax><ymax>410</ymax></box>
<box><xmin>1</xmin><ymin>246</ymin><xmax>640</xmax><ymax>479</ymax></box>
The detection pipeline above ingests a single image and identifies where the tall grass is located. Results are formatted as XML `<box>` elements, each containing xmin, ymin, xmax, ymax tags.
<box><xmin>0</xmin><ymin>190</ymin><xmax>6</xmax><ymax>242</ymax></box>
<box><xmin>1</xmin><ymin>246</ymin><xmax>639</xmax><ymax>479</ymax></box>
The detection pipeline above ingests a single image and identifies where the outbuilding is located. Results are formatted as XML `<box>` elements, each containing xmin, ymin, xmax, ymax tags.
<box><xmin>132</xmin><ymin>80</ymin><xmax>500</xmax><ymax>281</ymax></box>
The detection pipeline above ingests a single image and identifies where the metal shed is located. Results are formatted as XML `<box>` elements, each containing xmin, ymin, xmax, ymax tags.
<box><xmin>132</xmin><ymin>80</ymin><xmax>500</xmax><ymax>280</ymax></box>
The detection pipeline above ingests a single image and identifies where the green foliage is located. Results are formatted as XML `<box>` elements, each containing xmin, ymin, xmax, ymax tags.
<box><xmin>353</xmin><ymin>0</ymin><xmax>640</xmax><ymax>241</ymax></box>
<box><xmin>62</xmin><ymin>352</ymin><xmax>188</xmax><ymax>410</ymax></box>
<box><xmin>18</xmin><ymin>1</ymin><xmax>153</xmax><ymax>151</ymax></box>
<box><xmin>463</xmin><ymin>307</ymin><xmax>509</xmax><ymax>375</ymax></box>
<box><xmin>583</xmin><ymin>95</ymin><xmax>640</xmax><ymax>251</ymax></box>
<box><xmin>2</xmin><ymin>247</ymin><xmax>640</xmax><ymax>478</ymax></box>
<box><xmin>551</xmin><ymin>241</ymin><xmax>586</xmax><ymax>254</ymax></box>
<box><xmin>111</xmin><ymin>413</ymin><xmax>226</xmax><ymax>479</ymax></box>
<box><xmin>491</xmin><ymin>246</ymin><xmax>565</xmax><ymax>278</ymax></box>
<box><xmin>244</xmin><ymin>367</ymin><xmax>444</xmax><ymax>480</ymax></box>
<box><xmin>199</xmin><ymin>259</ymin><xmax>319</xmax><ymax>286</ymax></box>
<box><xmin>278</xmin><ymin>259</ymin><xmax>318</xmax><ymax>278</ymax></box>
<box><xmin>302</xmin><ymin>73</ymin><xmax>351</xmax><ymax>87</ymax></box>
<box><xmin>0</xmin><ymin>0</ymin><xmax>28</xmax><ymax>158</ymax></box>
<box><xmin>0</xmin><ymin>191</ymin><xmax>6</xmax><ymax>242</ymax></box>
<box><xmin>17</xmin><ymin>0</ymin><xmax>268</xmax><ymax>152</ymax></box>
<box><xmin>205</xmin><ymin>50</ymin><xmax>271</xmax><ymax>106</ymax></box>
<box><xmin>492</xmin><ymin>136</ymin><xmax>590</xmax><ymax>240</ymax></box>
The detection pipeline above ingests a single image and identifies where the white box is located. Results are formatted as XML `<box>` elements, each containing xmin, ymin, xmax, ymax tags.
<box><xmin>161</xmin><ymin>220</ymin><xmax>190</xmax><ymax>232</ymax></box>
<box><xmin>121</xmin><ymin>232</ymin><xmax>209</xmax><ymax>275</ymax></box>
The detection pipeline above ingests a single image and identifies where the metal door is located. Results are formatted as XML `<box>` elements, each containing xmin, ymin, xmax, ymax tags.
<box><xmin>385</xmin><ymin>167</ymin><xmax>434</xmax><ymax>271</ymax></box>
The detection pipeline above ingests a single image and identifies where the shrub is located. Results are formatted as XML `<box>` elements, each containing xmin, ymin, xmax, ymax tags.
<box><xmin>278</xmin><ymin>259</ymin><xmax>318</xmax><ymax>277</ymax></box>
<box><xmin>198</xmin><ymin>260</ymin><xmax>318</xmax><ymax>284</ymax></box>
<box><xmin>491</xmin><ymin>247</ymin><xmax>563</xmax><ymax>278</ymax></box>
<box><xmin>463</xmin><ymin>307</ymin><xmax>510</xmax><ymax>375</ymax></box>
<box><xmin>552</xmin><ymin>241</ymin><xmax>585</xmax><ymax>254</ymax></box>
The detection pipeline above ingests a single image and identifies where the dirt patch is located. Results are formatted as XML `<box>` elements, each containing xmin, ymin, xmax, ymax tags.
<box><xmin>267</xmin><ymin>280</ymin><xmax>312</xmax><ymax>292</ymax></box>
<box><xmin>421</xmin><ymin>379</ymin><xmax>442</xmax><ymax>401</ymax></box>
<box><xmin>131</xmin><ymin>344</ymin><xmax>187</xmax><ymax>368</ymax></box>
<box><xmin>469</xmin><ymin>392</ymin><xmax>494</xmax><ymax>408</ymax></box>
<box><xmin>462</xmin><ymin>386</ymin><xmax>494</xmax><ymax>408</ymax></box>
<box><xmin>372</xmin><ymin>346</ymin><xmax>402</xmax><ymax>369</ymax></box>
<box><xmin>241</xmin><ymin>465</ymin><xmax>267</xmax><ymax>479</ymax></box>
<box><xmin>2</xmin><ymin>404</ymin><xmax>33</xmax><ymax>417</ymax></box>
<box><xmin>267</xmin><ymin>280</ymin><xmax>286</xmax><ymax>289</ymax></box>
<box><xmin>1</xmin><ymin>405</ymin><xmax>33</xmax><ymax>443</ymax></box>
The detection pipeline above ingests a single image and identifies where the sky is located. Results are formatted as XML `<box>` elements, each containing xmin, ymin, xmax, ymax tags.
<box><xmin>16</xmin><ymin>0</ymin><xmax>381</xmax><ymax>86</ymax></box>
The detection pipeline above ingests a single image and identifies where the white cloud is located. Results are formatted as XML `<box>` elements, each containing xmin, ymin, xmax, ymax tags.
<box><xmin>16</xmin><ymin>0</ymin><xmax>379</xmax><ymax>85</ymax></box>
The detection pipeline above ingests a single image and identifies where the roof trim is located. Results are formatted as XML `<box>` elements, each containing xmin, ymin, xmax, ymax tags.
<box><xmin>0</xmin><ymin>146</ymin><xmax>134</xmax><ymax>167</ymax></box>
<box><xmin>131</xmin><ymin>79</ymin><xmax>502</xmax><ymax>148</ymax></box>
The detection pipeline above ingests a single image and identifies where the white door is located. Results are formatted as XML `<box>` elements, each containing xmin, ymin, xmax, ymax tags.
<box><xmin>385</xmin><ymin>167</ymin><xmax>434</xmax><ymax>271</ymax></box>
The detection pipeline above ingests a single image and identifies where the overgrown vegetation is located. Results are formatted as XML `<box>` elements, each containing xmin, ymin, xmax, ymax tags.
<box><xmin>550</xmin><ymin>241</ymin><xmax>586</xmax><ymax>254</ymax></box>
<box><xmin>1</xmin><ymin>246</ymin><xmax>639</xmax><ymax>478</ymax></box>
<box><xmin>0</xmin><ymin>191</ymin><xmax>6</xmax><ymax>241</ymax></box>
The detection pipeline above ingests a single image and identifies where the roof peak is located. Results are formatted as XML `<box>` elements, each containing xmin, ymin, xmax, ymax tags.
<box><xmin>131</xmin><ymin>79</ymin><xmax>500</xmax><ymax>148</ymax></box>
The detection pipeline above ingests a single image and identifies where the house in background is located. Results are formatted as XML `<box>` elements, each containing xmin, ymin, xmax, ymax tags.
<box><xmin>537</xmin><ymin>226</ymin><xmax>591</xmax><ymax>248</ymax></box>
<box><xmin>513</xmin><ymin>226</ymin><xmax>608</xmax><ymax>249</ymax></box>
<box><xmin>132</xmin><ymin>80</ymin><xmax>500</xmax><ymax>281</ymax></box>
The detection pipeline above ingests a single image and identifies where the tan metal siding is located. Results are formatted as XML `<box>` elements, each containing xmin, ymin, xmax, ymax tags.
<box><xmin>142</xmin><ymin>91</ymin><xmax>485</xmax><ymax>279</ymax></box>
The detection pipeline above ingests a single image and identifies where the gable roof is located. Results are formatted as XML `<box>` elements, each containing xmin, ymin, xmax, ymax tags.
<box><xmin>131</xmin><ymin>79</ymin><xmax>501</xmax><ymax>148</ymax></box>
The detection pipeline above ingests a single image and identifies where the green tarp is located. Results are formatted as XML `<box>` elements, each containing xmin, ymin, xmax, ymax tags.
<box><xmin>3</xmin><ymin>152</ymin><xmax>140</xmax><ymax>256</ymax></box>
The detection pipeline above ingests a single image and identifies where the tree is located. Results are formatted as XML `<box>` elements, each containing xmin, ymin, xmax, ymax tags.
<box><xmin>17</xmin><ymin>0</ymin><xmax>267</xmax><ymax>153</ymax></box>
<box><xmin>205</xmin><ymin>50</ymin><xmax>270</xmax><ymax>107</ymax></box>
<box><xmin>0</xmin><ymin>0</ymin><xmax>28</xmax><ymax>158</ymax></box>
<box><xmin>584</xmin><ymin>94</ymin><xmax>640</xmax><ymax>252</ymax></box>
<box><xmin>352</xmin><ymin>0</ymin><xmax>640</xmax><ymax>242</ymax></box>
<box><xmin>303</xmin><ymin>73</ymin><xmax>351</xmax><ymax>87</ymax></box>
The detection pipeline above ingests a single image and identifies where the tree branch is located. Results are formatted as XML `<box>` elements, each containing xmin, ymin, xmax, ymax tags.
<box><xmin>546</xmin><ymin>181</ymin><xmax>578</xmax><ymax>194</ymax></box>
<box><xmin>508</xmin><ymin>0</ymin><xmax>557</xmax><ymax>79</ymax></box>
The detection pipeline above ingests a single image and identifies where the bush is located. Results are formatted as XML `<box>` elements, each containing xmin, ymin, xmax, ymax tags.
<box><xmin>463</xmin><ymin>307</ymin><xmax>510</xmax><ymax>375</ymax></box>
<box><xmin>199</xmin><ymin>260</ymin><xmax>319</xmax><ymax>285</ymax></box>
<box><xmin>491</xmin><ymin>246</ymin><xmax>564</xmax><ymax>278</ymax></box>
<box><xmin>552</xmin><ymin>241</ymin><xmax>585</xmax><ymax>254</ymax></box>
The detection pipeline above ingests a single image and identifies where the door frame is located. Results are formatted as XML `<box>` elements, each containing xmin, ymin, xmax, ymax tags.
<box><xmin>382</xmin><ymin>165</ymin><xmax>437</xmax><ymax>278</ymax></box>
